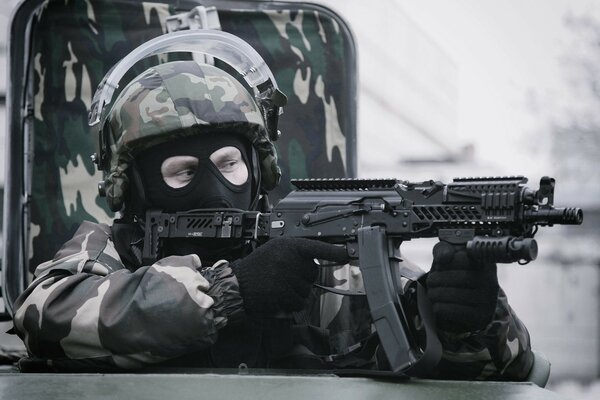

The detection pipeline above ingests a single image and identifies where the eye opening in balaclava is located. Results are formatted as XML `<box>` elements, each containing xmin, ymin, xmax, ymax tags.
<box><xmin>160</xmin><ymin>146</ymin><xmax>248</xmax><ymax>189</ymax></box>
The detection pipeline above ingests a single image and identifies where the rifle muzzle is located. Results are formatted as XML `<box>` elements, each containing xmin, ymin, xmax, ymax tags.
<box><xmin>525</xmin><ymin>207</ymin><xmax>583</xmax><ymax>225</ymax></box>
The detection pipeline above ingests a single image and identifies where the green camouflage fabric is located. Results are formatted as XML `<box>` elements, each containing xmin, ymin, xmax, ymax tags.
<box><xmin>12</xmin><ymin>220</ymin><xmax>532</xmax><ymax>379</ymax></box>
<box><xmin>13</xmin><ymin>221</ymin><xmax>243</xmax><ymax>370</ymax></box>
<box><xmin>312</xmin><ymin>260</ymin><xmax>533</xmax><ymax>380</ymax></box>
<box><xmin>103</xmin><ymin>60</ymin><xmax>279</xmax><ymax>211</ymax></box>
<box><xmin>27</xmin><ymin>0</ymin><xmax>354</xmax><ymax>272</ymax></box>
<box><xmin>430</xmin><ymin>289</ymin><xmax>534</xmax><ymax>380</ymax></box>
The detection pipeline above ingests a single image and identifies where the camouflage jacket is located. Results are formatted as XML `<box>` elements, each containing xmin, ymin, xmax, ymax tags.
<box><xmin>12</xmin><ymin>221</ymin><xmax>533</xmax><ymax>379</ymax></box>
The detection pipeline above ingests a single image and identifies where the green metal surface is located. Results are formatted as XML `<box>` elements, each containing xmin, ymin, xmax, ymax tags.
<box><xmin>0</xmin><ymin>371</ymin><xmax>568</xmax><ymax>400</ymax></box>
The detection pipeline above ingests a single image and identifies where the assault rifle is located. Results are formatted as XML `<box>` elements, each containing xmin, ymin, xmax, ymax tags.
<box><xmin>142</xmin><ymin>176</ymin><xmax>583</xmax><ymax>375</ymax></box>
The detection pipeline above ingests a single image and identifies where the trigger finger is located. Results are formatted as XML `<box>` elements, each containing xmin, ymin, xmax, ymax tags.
<box><xmin>302</xmin><ymin>240</ymin><xmax>349</xmax><ymax>264</ymax></box>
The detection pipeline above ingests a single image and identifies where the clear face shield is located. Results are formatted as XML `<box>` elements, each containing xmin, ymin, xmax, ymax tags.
<box><xmin>88</xmin><ymin>29</ymin><xmax>287</xmax><ymax>172</ymax></box>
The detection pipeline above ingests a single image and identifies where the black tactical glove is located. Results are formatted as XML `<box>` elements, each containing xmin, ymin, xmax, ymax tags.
<box><xmin>426</xmin><ymin>241</ymin><xmax>499</xmax><ymax>333</ymax></box>
<box><xmin>230</xmin><ymin>237</ymin><xmax>348</xmax><ymax>315</ymax></box>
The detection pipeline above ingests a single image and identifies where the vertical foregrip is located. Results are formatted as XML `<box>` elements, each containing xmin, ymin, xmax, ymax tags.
<box><xmin>466</xmin><ymin>236</ymin><xmax>538</xmax><ymax>263</ymax></box>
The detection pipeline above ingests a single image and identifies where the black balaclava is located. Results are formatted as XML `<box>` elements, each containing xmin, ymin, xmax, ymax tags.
<box><xmin>135</xmin><ymin>132</ymin><xmax>255</xmax><ymax>263</ymax></box>
<box><xmin>137</xmin><ymin>132</ymin><xmax>253</xmax><ymax>212</ymax></box>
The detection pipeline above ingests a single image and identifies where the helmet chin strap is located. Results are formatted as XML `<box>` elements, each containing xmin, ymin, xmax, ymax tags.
<box><xmin>121</xmin><ymin>160</ymin><xmax>149</xmax><ymax>221</ymax></box>
<box><xmin>249</xmin><ymin>146</ymin><xmax>262</xmax><ymax>211</ymax></box>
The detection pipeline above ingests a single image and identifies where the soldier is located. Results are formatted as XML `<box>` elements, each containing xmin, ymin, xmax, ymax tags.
<box><xmin>12</xmin><ymin>60</ymin><xmax>533</xmax><ymax>379</ymax></box>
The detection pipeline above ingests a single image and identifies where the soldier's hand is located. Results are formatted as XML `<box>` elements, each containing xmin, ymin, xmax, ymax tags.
<box><xmin>426</xmin><ymin>241</ymin><xmax>499</xmax><ymax>333</ymax></box>
<box><xmin>230</xmin><ymin>237</ymin><xmax>348</xmax><ymax>315</ymax></box>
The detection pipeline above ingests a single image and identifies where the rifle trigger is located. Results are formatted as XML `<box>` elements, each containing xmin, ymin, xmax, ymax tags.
<box><xmin>313</xmin><ymin>283</ymin><xmax>365</xmax><ymax>297</ymax></box>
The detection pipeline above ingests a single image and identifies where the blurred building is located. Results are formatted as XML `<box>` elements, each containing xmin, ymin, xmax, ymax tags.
<box><xmin>0</xmin><ymin>3</ymin><xmax>13</xmax><ymax>243</ymax></box>
<box><xmin>0</xmin><ymin>3</ymin><xmax>15</xmax><ymax>188</ymax></box>
<box><xmin>319</xmin><ymin>1</ymin><xmax>463</xmax><ymax>179</ymax></box>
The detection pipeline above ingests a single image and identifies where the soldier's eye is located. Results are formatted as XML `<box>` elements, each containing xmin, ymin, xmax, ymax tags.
<box><xmin>210</xmin><ymin>146</ymin><xmax>248</xmax><ymax>185</ymax></box>
<box><xmin>161</xmin><ymin>156</ymin><xmax>199</xmax><ymax>188</ymax></box>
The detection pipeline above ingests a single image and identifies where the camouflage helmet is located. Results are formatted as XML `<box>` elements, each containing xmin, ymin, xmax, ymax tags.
<box><xmin>101</xmin><ymin>60</ymin><xmax>282</xmax><ymax>211</ymax></box>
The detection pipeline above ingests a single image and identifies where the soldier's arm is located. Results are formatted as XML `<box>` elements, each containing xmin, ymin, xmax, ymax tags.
<box><xmin>12</xmin><ymin>221</ymin><xmax>243</xmax><ymax>370</ymax></box>
<box><xmin>431</xmin><ymin>288</ymin><xmax>534</xmax><ymax>380</ymax></box>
